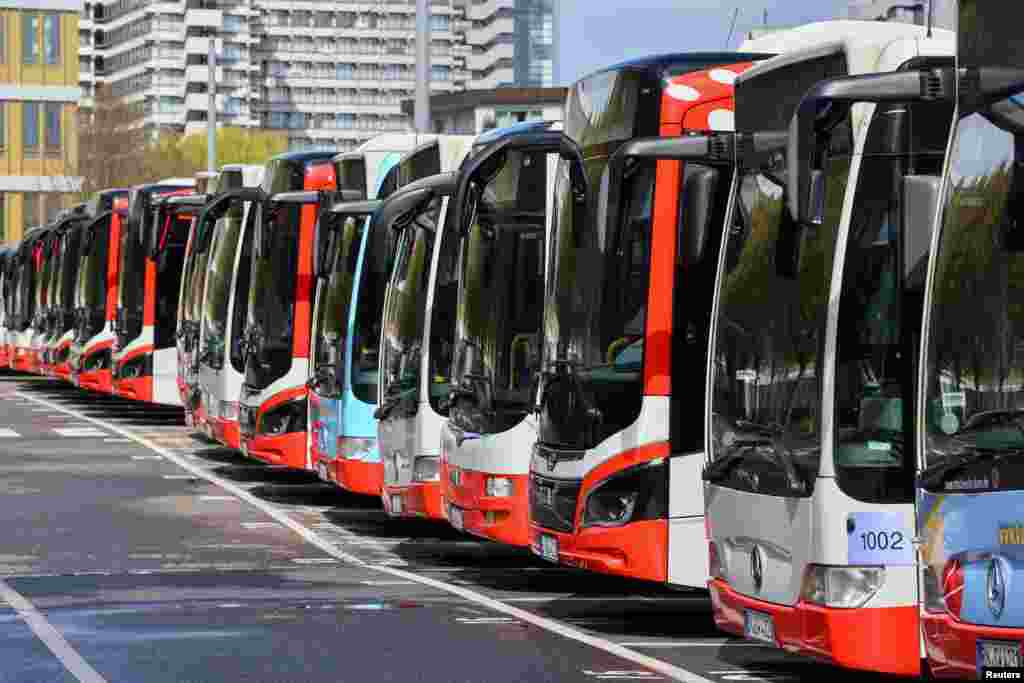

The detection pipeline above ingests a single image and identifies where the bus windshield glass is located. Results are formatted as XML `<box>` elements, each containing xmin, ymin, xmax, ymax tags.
<box><xmin>379</xmin><ymin>198</ymin><xmax>442</xmax><ymax>412</ymax></box>
<box><xmin>202</xmin><ymin>200</ymin><xmax>246</xmax><ymax>368</ymax></box>
<box><xmin>923</xmin><ymin>88</ymin><xmax>1024</xmax><ymax>492</ymax></box>
<box><xmin>245</xmin><ymin>202</ymin><xmax>300</xmax><ymax>391</ymax></box>
<box><xmin>117</xmin><ymin>213</ymin><xmax>145</xmax><ymax>344</ymax></box>
<box><xmin>449</xmin><ymin>150</ymin><xmax>545</xmax><ymax>435</ymax></box>
<box><xmin>77</xmin><ymin>217</ymin><xmax>110</xmax><ymax>342</ymax></box>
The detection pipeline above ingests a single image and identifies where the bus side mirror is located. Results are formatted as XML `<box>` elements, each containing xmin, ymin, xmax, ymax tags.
<box><xmin>313</xmin><ymin>217</ymin><xmax>337</xmax><ymax>280</ymax></box>
<box><xmin>788</xmin><ymin>68</ymin><xmax>954</xmax><ymax>227</ymax></box>
<box><xmin>679</xmin><ymin>166</ymin><xmax>720</xmax><ymax>266</ymax></box>
<box><xmin>902</xmin><ymin>175</ymin><xmax>941</xmax><ymax>281</ymax></box>
<box><xmin>775</xmin><ymin>206</ymin><xmax>804</xmax><ymax>280</ymax></box>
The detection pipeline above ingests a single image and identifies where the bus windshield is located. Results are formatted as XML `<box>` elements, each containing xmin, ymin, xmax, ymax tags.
<box><xmin>76</xmin><ymin>218</ymin><xmax>110</xmax><ymax>342</ymax></box>
<box><xmin>832</xmin><ymin>99</ymin><xmax>952</xmax><ymax>503</ymax></box>
<box><xmin>450</xmin><ymin>150</ymin><xmax>545</xmax><ymax>435</ymax></box>
<box><xmin>379</xmin><ymin>198</ymin><xmax>442</xmax><ymax>413</ymax></box>
<box><xmin>313</xmin><ymin>212</ymin><xmax>370</xmax><ymax>398</ymax></box>
<box><xmin>708</xmin><ymin>156</ymin><xmax>841</xmax><ymax>497</ymax></box>
<box><xmin>117</xmin><ymin>215</ymin><xmax>145</xmax><ymax>345</ymax></box>
<box><xmin>923</xmin><ymin>88</ymin><xmax>1024</xmax><ymax>492</ymax></box>
<box><xmin>202</xmin><ymin>200</ymin><xmax>246</xmax><ymax>368</ymax></box>
<box><xmin>245</xmin><ymin>202</ymin><xmax>301</xmax><ymax>391</ymax></box>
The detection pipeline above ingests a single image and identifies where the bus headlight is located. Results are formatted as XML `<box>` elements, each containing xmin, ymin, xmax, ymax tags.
<box><xmin>258</xmin><ymin>398</ymin><xmax>307</xmax><ymax>436</ymax></box>
<box><xmin>485</xmin><ymin>476</ymin><xmax>514</xmax><ymax>498</ymax></box>
<box><xmin>580</xmin><ymin>460</ymin><xmax>667</xmax><ymax>528</ymax></box>
<box><xmin>413</xmin><ymin>456</ymin><xmax>440</xmax><ymax>482</ymax></box>
<box><xmin>83</xmin><ymin>348</ymin><xmax>111</xmax><ymax>372</ymax></box>
<box><xmin>338</xmin><ymin>437</ymin><xmax>376</xmax><ymax>462</ymax></box>
<box><xmin>117</xmin><ymin>353</ymin><xmax>152</xmax><ymax>380</ymax></box>
<box><xmin>800</xmin><ymin>565</ymin><xmax>884</xmax><ymax>609</ymax></box>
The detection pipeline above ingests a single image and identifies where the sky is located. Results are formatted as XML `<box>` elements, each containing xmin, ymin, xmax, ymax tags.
<box><xmin>556</xmin><ymin>0</ymin><xmax>857</xmax><ymax>85</ymax></box>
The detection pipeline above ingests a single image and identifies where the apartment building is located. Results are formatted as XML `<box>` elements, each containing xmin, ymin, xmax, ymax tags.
<box><xmin>81</xmin><ymin>0</ymin><xmax>558</xmax><ymax>153</ymax></box>
<box><xmin>0</xmin><ymin>0</ymin><xmax>83</xmax><ymax>243</ymax></box>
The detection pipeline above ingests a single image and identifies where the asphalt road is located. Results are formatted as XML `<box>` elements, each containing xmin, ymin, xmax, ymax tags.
<box><xmin>0</xmin><ymin>374</ymin><xmax>908</xmax><ymax>683</ymax></box>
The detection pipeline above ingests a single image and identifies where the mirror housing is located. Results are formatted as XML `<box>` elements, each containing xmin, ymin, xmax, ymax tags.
<box><xmin>902</xmin><ymin>175</ymin><xmax>941</xmax><ymax>280</ymax></box>
<box><xmin>313</xmin><ymin>216</ymin><xmax>337</xmax><ymax>280</ymax></box>
<box><xmin>452</xmin><ymin>130</ymin><xmax>586</xmax><ymax>239</ymax></box>
<box><xmin>147</xmin><ymin>195</ymin><xmax>207</xmax><ymax>259</ymax></box>
<box><xmin>788</xmin><ymin>67</ymin><xmax>955</xmax><ymax>227</ymax></box>
<box><xmin>195</xmin><ymin>187</ymin><xmax>264</xmax><ymax>255</ymax></box>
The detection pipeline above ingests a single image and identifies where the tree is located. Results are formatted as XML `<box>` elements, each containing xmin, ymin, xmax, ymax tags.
<box><xmin>177</xmin><ymin>127</ymin><xmax>287</xmax><ymax>170</ymax></box>
<box><xmin>76</xmin><ymin>83</ymin><xmax>148</xmax><ymax>195</ymax></box>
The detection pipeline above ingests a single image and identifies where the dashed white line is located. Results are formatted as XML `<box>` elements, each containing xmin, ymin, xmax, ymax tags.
<box><xmin>53</xmin><ymin>428</ymin><xmax>106</xmax><ymax>437</ymax></box>
<box><xmin>240</xmin><ymin>522</ymin><xmax>285</xmax><ymax>529</ymax></box>
<box><xmin>131</xmin><ymin>455</ymin><xmax>163</xmax><ymax>461</ymax></box>
<box><xmin>198</xmin><ymin>496</ymin><xmax>238</xmax><ymax>502</ymax></box>
<box><xmin>0</xmin><ymin>428</ymin><xmax>19</xmax><ymax>437</ymax></box>
<box><xmin>15</xmin><ymin>391</ymin><xmax>716</xmax><ymax>683</ymax></box>
<box><xmin>291</xmin><ymin>557</ymin><xmax>340</xmax><ymax>565</ymax></box>
<box><xmin>0</xmin><ymin>578</ymin><xmax>107</xmax><ymax>683</ymax></box>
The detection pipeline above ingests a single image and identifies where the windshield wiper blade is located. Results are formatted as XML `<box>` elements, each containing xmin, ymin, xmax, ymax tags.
<box><xmin>918</xmin><ymin>446</ymin><xmax>1024</xmax><ymax>489</ymax></box>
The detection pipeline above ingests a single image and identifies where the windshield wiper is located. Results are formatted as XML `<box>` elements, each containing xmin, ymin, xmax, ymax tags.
<box><xmin>918</xmin><ymin>446</ymin><xmax>1024</xmax><ymax>489</ymax></box>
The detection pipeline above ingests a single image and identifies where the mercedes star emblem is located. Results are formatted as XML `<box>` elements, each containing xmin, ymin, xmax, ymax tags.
<box><xmin>987</xmin><ymin>557</ymin><xmax>1006</xmax><ymax>619</ymax></box>
<box><xmin>751</xmin><ymin>545</ymin><xmax>764</xmax><ymax>591</ymax></box>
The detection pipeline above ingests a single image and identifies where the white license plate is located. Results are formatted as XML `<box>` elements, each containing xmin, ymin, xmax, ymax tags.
<box><xmin>744</xmin><ymin>610</ymin><xmax>775</xmax><ymax>644</ymax></box>
<box><xmin>72</xmin><ymin>375</ymin><xmax>80</xmax><ymax>387</ymax></box>
<box><xmin>317</xmin><ymin>462</ymin><xmax>329</xmax><ymax>482</ymax></box>
<box><xmin>539</xmin><ymin>534</ymin><xmax>558</xmax><ymax>562</ymax></box>
<box><xmin>390</xmin><ymin>494</ymin><xmax>403</xmax><ymax>515</ymax></box>
<box><xmin>979</xmin><ymin>639</ymin><xmax>1022</xmax><ymax>670</ymax></box>
<box><xmin>185</xmin><ymin>413</ymin><xmax>193</xmax><ymax>427</ymax></box>
<box><xmin>449</xmin><ymin>504</ymin><xmax>464</xmax><ymax>530</ymax></box>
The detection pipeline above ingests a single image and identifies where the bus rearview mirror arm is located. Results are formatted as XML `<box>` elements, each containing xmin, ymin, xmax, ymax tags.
<box><xmin>788</xmin><ymin>68</ymin><xmax>956</xmax><ymax>227</ymax></box>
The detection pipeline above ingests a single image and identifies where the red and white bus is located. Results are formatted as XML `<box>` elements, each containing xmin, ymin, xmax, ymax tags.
<box><xmin>68</xmin><ymin>190</ymin><xmax>130</xmax><ymax>392</ymax></box>
<box><xmin>238</xmin><ymin>151</ymin><xmax>338</xmax><ymax>469</ymax></box>
<box><xmin>111</xmin><ymin>180</ymin><xmax>196</xmax><ymax>404</ymax></box>
<box><xmin>523</xmin><ymin>53</ymin><xmax>770</xmax><ymax>561</ymax></box>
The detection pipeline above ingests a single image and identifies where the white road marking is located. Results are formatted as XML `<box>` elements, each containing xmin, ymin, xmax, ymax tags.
<box><xmin>53</xmin><ymin>428</ymin><xmax>106</xmax><ymax>437</ymax></box>
<box><xmin>162</xmin><ymin>475</ymin><xmax>199</xmax><ymax>480</ymax></box>
<box><xmin>14</xmin><ymin>391</ymin><xmax>717</xmax><ymax>683</ymax></box>
<box><xmin>359</xmin><ymin>580</ymin><xmax>416</xmax><ymax>586</ymax></box>
<box><xmin>198</xmin><ymin>496</ymin><xmax>238</xmax><ymax>502</ymax></box>
<box><xmin>456</xmin><ymin>616</ymin><xmax>520</xmax><ymax>624</ymax></box>
<box><xmin>240</xmin><ymin>522</ymin><xmax>285</xmax><ymax>529</ymax></box>
<box><xmin>502</xmin><ymin>596</ymin><xmax>707</xmax><ymax>603</ymax></box>
<box><xmin>0</xmin><ymin>578</ymin><xmax>107</xmax><ymax>683</ymax></box>
<box><xmin>130</xmin><ymin>455</ymin><xmax>163</xmax><ymax>461</ymax></box>
<box><xmin>291</xmin><ymin>557</ymin><xmax>339</xmax><ymax>565</ymax></box>
<box><xmin>0</xmin><ymin>428</ymin><xmax>19</xmax><ymax>437</ymax></box>
<box><xmin>103</xmin><ymin>438</ymin><xmax>132</xmax><ymax>443</ymax></box>
<box><xmin>584</xmin><ymin>672</ymin><xmax>662</xmax><ymax>680</ymax></box>
<box><xmin>618</xmin><ymin>642</ymin><xmax>768</xmax><ymax>648</ymax></box>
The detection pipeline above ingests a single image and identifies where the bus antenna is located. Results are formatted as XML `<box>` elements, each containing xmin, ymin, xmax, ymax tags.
<box><xmin>724</xmin><ymin>7</ymin><xmax>739</xmax><ymax>48</ymax></box>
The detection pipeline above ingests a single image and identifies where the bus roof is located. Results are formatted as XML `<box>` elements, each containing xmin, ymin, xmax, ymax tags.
<box><xmin>338</xmin><ymin>134</ymin><xmax>440</xmax><ymax>160</ymax></box>
<box><xmin>586</xmin><ymin>52</ymin><xmax>773</xmax><ymax>80</ymax></box>
<box><xmin>268</xmin><ymin>149</ymin><xmax>338</xmax><ymax>164</ymax></box>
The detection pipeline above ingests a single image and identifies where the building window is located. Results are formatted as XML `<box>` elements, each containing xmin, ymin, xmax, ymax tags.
<box><xmin>23</xmin><ymin>103</ymin><xmax>39</xmax><ymax>158</ymax></box>
<box><xmin>44</xmin><ymin>103</ymin><xmax>61</xmax><ymax>156</ymax></box>
<box><xmin>23</xmin><ymin>14</ymin><xmax>38</xmax><ymax>64</ymax></box>
<box><xmin>0</xmin><ymin>15</ymin><xmax>6</xmax><ymax>64</ymax></box>
<box><xmin>431</xmin><ymin>15</ymin><xmax>450</xmax><ymax>31</ymax></box>
<box><xmin>43</xmin><ymin>14</ymin><xmax>59</xmax><ymax>65</ymax></box>
<box><xmin>0</xmin><ymin>195</ymin><xmax>5</xmax><ymax>243</ymax></box>
<box><xmin>431</xmin><ymin>65</ymin><xmax>450</xmax><ymax>81</ymax></box>
<box><xmin>0</xmin><ymin>103</ymin><xmax>5</xmax><ymax>154</ymax></box>
<box><xmin>223</xmin><ymin>14</ymin><xmax>243</xmax><ymax>33</ymax></box>
<box><xmin>23</xmin><ymin>193</ymin><xmax>38</xmax><ymax>232</ymax></box>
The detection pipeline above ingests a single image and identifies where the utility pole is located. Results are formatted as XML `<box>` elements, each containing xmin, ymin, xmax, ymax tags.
<box><xmin>414</xmin><ymin>0</ymin><xmax>431</xmax><ymax>133</ymax></box>
<box><xmin>208</xmin><ymin>35</ymin><xmax>217</xmax><ymax>173</ymax></box>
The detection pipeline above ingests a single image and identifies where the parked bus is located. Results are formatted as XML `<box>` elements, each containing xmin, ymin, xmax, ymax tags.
<box><xmin>917</xmin><ymin>1</ymin><xmax>1024</xmax><ymax>676</ymax></box>
<box><xmin>41</xmin><ymin>205</ymin><xmax>92</xmax><ymax>381</ymax></box>
<box><xmin>10</xmin><ymin>225</ymin><xmax>51</xmax><ymax>374</ymax></box>
<box><xmin>68</xmin><ymin>190</ymin><xmax>131</xmax><ymax>392</ymax></box>
<box><xmin>30</xmin><ymin>218</ymin><xmax>62</xmax><ymax>375</ymax></box>
<box><xmin>111</xmin><ymin>179</ymin><xmax>196</xmax><ymax>404</ymax></box>
<box><xmin>335</xmin><ymin>133</ymin><xmax>442</xmax><ymax>202</ymax></box>
<box><xmin>167</xmin><ymin>175</ymin><xmax>221</xmax><ymax>427</ymax></box>
<box><xmin>0</xmin><ymin>246</ymin><xmax>15</xmax><ymax>368</ymax></box>
<box><xmin>237</xmin><ymin>151</ymin><xmax>338</xmax><ymax>468</ymax></box>
<box><xmin>703</xmin><ymin>23</ymin><xmax>955</xmax><ymax>676</ymax></box>
<box><xmin>520</xmin><ymin>53</ymin><xmax>773</xmax><ymax>559</ymax></box>
<box><xmin>194</xmin><ymin>165</ymin><xmax>264</xmax><ymax>448</ymax></box>
<box><xmin>314</xmin><ymin>135</ymin><xmax>475</xmax><ymax>497</ymax></box>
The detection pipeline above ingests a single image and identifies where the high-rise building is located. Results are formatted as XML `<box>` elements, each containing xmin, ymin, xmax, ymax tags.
<box><xmin>80</xmin><ymin>0</ymin><xmax>559</xmax><ymax>153</ymax></box>
<box><xmin>0</xmin><ymin>0</ymin><xmax>83</xmax><ymax>243</ymax></box>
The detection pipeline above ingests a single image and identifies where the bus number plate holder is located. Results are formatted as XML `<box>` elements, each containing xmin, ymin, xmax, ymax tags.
<box><xmin>744</xmin><ymin>610</ymin><xmax>775</xmax><ymax>644</ymax></box>
<box><xmin>539</xmin><ymin>534</ymin><xmax>558</xmax><ymax>562</ymax></box>
<box><xmin>390</xmin><ymin>495</ymin><xmax>402</xmax><ymax>515</ymax></box>
<box><xmin>978</xmin><ymin>639</ymin><xmax>1021</xmax><ymax>671</ymax></box>
<box><xmin>448</xmin><ymin>504</ymin><xmax>464</xmax><ymax>531</ymax></box>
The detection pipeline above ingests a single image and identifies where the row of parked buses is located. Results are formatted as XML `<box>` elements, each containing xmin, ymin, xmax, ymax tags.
<box><xmin>0</xmin><ymin>2</ymin><xmax>1019</xmax><ymax>677</ymax></box>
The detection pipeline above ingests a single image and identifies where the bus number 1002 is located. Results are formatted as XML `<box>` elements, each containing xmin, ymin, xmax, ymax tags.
<box><xmin>859</xmin><ymin>530</ymin><xmax>904</xmax><ymax>551</ymax></box>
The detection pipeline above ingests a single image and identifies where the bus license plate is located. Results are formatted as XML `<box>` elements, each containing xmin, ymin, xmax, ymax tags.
<box><xmin>539</xmin><ymin>534</ymin><xmax>558</xmax><ymax>562</ymax></box>
<box><xmin>185</xmin><ymin>413</ymin><xmax>193</xmax><ymax>427</ymax></box>
<box><xmin>744</xmin><ymin>610</ymin><xmax>775</xmax><ymax>644</ymax></box>
<box><xmin>390</xmin><ymin>495</ymin><xmax>402</xmax><ymax>515</ymax></box>
<box><xmin>449</xmin><ymin>504</ymin><xmax>464</xmax><ymax>530</ymax></box>
<box><xmin>317</xmin><ymin>462</ymin><xmax>329</xmax><ymax>482</ymax></box>
<box><xmin>978</xmin><ymin>640</ymin><xmax>1022</xmax><ymax>670</ymax></box>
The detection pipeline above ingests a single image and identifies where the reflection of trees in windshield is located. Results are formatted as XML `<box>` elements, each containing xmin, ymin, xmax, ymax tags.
<box><xmin>710</xmin><ymin>156</ymin><xmax>845</xmax><ymax>496</ymax></box>
<box><xmin>313</xmin><ymin>214</ymin><xmax>364</xmax><ymax>397</ymax></box>
<box><xmin>380</xmin><ymin>200</ymin><xmax>440</xmax><ymax>413</ymax></box>
<box><xmin>202</xmin><ymin>205</ymin><xmax>245</xmax><ymax>363</ymax></box>
<box><xmin>926</xmin><ymin>99</ymin><xmax>1024</xmax><ymax>468</ymax></box>
<box><xmin>350</xmin><ymin>216</ymin><xmax>399</xmax><ymax>405</ymax></box>
<box><xmin>244</xmin><ymin>204</ymin><xmax>300</xmax><ymax>391</ymax></box>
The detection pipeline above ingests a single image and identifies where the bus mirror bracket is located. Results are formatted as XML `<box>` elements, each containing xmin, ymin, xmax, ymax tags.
<box><xmin>788</xmin><ymin>68</ymin><xmax>955</xmax><ymax>227</ymax></box>
<box><xmin>902</xmin><ymin>175</ymin><xmax>941</xmax><ymax>278</ymax></box>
